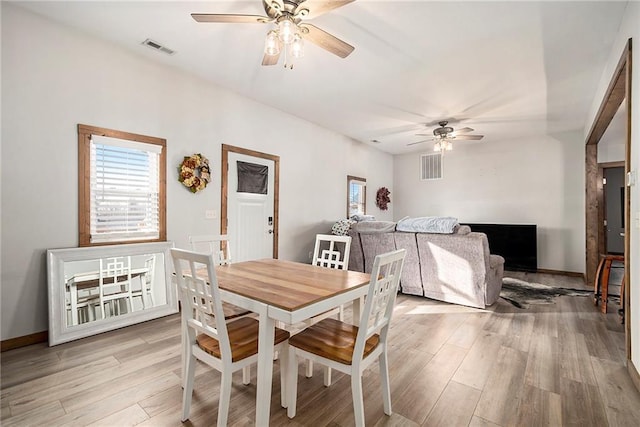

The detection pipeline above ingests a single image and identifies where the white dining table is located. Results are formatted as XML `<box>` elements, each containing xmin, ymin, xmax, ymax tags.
<box><xmin>212</xmin><ymin>258</ymin><xmax>371</xmax><ymax>426</ymax></box>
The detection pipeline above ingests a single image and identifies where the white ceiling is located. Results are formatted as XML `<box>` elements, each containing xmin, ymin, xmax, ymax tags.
<box><xmin>13</xmin><ymin>0</ymin><xmax>628</xmax><ymax>154</ymax></box>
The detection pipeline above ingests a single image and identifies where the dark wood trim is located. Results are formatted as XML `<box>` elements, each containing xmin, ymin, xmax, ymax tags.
<box><xmin>586</xmin><ymin>143</ymin><xmax>599</xmax><ymax>285</ymax></box>
<box><xmin>1</xmin><ymin>331</ymin><xmax>48</xmax><ymax>352</ymax></box>
<box><xmin>221</xmin><ymin>144</ymin><xmax>280</xmax><ymax>259</ymax></box>
<box><xmin>77</xmin><ymin>124</ymin><xmax>167</xmax><ymax>247</ymax></box>
<box><xmin>585</xmin><ymin>43</ymin><xmax>628</xmax><ymax>146</ymax></box>
<box><xmin>584</xmin><ymin>38</ymin><xmax>632</xmax><ymax>364</ymax></box>
<box><xmin>623</xmin><ymin>39</ymin><xmax>632</xmax><ymax>362</ymax></box>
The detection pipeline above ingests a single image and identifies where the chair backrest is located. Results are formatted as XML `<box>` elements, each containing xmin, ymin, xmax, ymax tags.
<box><xmin>171</xmin><ymin>248</ymin><xmax>232</xmax><ymax>361</ymax></box>
<box><xmin>188</xmin><ymin>234</ymin><xmax>232</xmax><ymax>265</ymax></box>
<box><xmin>312</xmin><ymin>234</ymin><xmax>352</xmax><ymax>270</ymax></box>
<box><xmin>354</xmin><ymin>249</ymin><xmax>406</xmax><ymax>360</ymax></box>
<box><xmin>100</xmin><ymin>256</ymin><xmax>132</xmax><ymax>290</ymax></box>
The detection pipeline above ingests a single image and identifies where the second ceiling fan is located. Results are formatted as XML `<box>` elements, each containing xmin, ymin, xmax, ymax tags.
<box><xmin>408</xmin><ymin>121</ymin><xmax>484</xmax><ymax>152</ymax></box>
<box><xmin>191</xmin><ymin>0</ymin><xmax>356</xmax><ymax>68</ymax></box>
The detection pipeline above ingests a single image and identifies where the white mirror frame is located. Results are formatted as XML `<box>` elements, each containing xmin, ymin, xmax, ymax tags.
<box><xmin>47</xmin><ymin>241</ymin><xmax>178</xmax><ymax>346</ymax></box>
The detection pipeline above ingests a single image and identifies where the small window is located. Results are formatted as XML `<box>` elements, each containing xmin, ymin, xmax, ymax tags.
<box><xmin>78</xmin><ymin>125</ymin><xmax>166</xmax><ymax>246</ymax></box>
<box><xmin>347</xmin><ymin>175</ymin><xmax>366</xmax><ymax>218</ymax></box>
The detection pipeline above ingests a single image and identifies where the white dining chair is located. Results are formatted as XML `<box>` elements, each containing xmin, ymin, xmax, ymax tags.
<box><xmin>188</xmin><ymin>234</ymin><xmax>252</xmax><ymax>320</ymax></box>
<box><xmin>171</xmin><ymin>248</ymin><xmax>290</xmax><ymax>427</ymax></box>
<box><xmin>188</xmin><ymin>234</ymin><xmax>232</xmax><ymax>265</ymax></box>
<box><xmin>286</xmin><ymin>248</ymin><xmax>406</xmax><ymax>426</ymax></box>
<box><xmin>304</xmin><ymin>234</ymin><xmax>352</xmax><ymax>382</ymax></box>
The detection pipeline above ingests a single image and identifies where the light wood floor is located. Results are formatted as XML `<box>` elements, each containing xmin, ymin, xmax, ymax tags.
<box><xmin>2</xmin><ymin>272</ymin><xmax>640</xmax><ymax>426</ymax></box>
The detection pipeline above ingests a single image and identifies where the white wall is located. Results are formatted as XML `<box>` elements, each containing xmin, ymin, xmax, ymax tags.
<box><xmin>394</xmin><ymin>131</ymin><xmax>585</xmax><ymax>272</ymax></box>
<box><xmin>585</xmin><ymin>0</ymin><xmax>640</xmax><ymax>379</ymax></box>
<box><xmin>0</xmin><ymin>4</ymin><xmax>393</xmax><ymax>340</ymax></box>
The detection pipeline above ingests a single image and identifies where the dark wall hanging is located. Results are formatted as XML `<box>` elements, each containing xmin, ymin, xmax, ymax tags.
<box><xmin>376</xmin><ymin>187</ymin><xmax>391</xmax><ymax>210</ymax></box>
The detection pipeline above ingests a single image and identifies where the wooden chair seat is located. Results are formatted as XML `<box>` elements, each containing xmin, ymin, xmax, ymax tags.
<box><xmin>289</xmin><ymin>318</ymin><xmax>380</xmax><ymax>365</ymax></box>
<box><xmin>197</xmin><ymin>317</ymin><xmax>290</xmax><ymax>362</ymax></box>
<box><xmin>221</xmin><ymin>301</ymin><xmax>252</xmax><ymax>320</ymax></box>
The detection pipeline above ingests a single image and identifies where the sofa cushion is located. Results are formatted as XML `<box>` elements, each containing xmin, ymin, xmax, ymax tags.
<box><xmin>397</xmin><ymin>216</ymin><xmax>459</xmax><ymax>234</ymax></box>
<box><xmin>361</xmin><ymin>232</ymin><xmax>396</xmax><ymax>273</ymax></box>
<box><xmin>394</xmin><ymin>232</ymin><xmax>422</xmax><ymax>296</ymax></box>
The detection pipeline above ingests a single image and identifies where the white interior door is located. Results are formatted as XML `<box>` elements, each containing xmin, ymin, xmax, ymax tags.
<box><xmin>227</xmin><ymin>152</ymin><xmax>275</xmax><ymax>262</ymax></box>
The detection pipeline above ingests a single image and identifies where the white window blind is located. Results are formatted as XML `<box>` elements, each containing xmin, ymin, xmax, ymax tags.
<box><xmin>90</xmin><ymin>136</ymin><xmax>161</xmax><ymax>244</ymax></box>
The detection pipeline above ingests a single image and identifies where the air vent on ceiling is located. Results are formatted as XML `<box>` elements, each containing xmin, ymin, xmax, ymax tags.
<box><xmin>142</xmin><ymin>38</ymin><xmax>175</xmax><ymax>55</ymax></box>
<box><xmin>420</xmin><ymin>153</ymin><xmax>443</xmax><ymax>180</ymax></box>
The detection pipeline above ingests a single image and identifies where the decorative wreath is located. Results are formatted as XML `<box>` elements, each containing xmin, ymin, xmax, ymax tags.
<box><xmin>376</xmin><ymin>187</ymin><xmax>391</xmax><ymax>210</ymax></box>
<box><xmin>178</xmin><ymin>153</ymin><xmax>211</xmax><ymax>193</ymax></box>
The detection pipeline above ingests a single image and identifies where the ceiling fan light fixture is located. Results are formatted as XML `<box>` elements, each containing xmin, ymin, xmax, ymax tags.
<box><xmin>264</xmin><ymin>30</ymin><xmax>281</xmax><ymax>56</ymax></box>
<box><xmin>291</xmin><ymin>33</ymin><xmax>304</xmax><ymax>58</ymax></box>
<box><xmin>278</xmin><ymin>18</ymin><xmax>296</xmax><ymax>44</ymax></box>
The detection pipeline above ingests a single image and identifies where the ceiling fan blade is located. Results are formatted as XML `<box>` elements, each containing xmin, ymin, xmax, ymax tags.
<box><xmin>407</xmin><ymin>139</ymin><xmax>431</xmax><ymax>146</ymax></box>
<box><xmin>451</xmin><ymin>127</ymin><xmax>474</xmax><ymax>135</ymax></box>
<box><xmin>191</xmin><ymin>14</ymin><xmax>270</xmax><ymax>24</ymax></box>
<box><xmin>262</xmin><ymin>51</ymin><xmax>281</xmax><ymax>66</ymax></box>
<box><xmin>454</xmin><ymin>135</ymin><xmax>484</xmax><ymax>141</ymax></box>
<box><xmin>294</xmin><ymin>0</ymin><xmax>356</xmax><ymax>20</ymax></box>
<box><xmin>299</xmin><ymin>23</ymin><xmax>354</xmax><ymax>58</ymax></box>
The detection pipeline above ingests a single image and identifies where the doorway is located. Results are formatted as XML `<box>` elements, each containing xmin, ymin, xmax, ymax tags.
<box><xmin>221</xmin><ymin>144</ymin><xmax>280</xmax><ymax>261</ymax></box>
<box><xmin>604</xmin><ymin>165</ymin><xmax>625</xmax><ymax>254</ymax></box>
<box><xmin>585</xmin><ymin>39</ymin><xmax>631</xmax><ymax>360</ymax></box>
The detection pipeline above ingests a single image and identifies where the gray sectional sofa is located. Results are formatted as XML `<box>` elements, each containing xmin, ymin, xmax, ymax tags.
<box><xmin>347</xmin><ymin>223</ymin><xmax>505</xmax><ymax>309</ymax></box>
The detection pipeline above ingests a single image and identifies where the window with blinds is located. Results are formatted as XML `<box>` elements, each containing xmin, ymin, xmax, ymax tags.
<box><xmin>90</xmin><ymin>136</ymin><xmax>161</xmax><ymax>243</ymax></box>
<box><xmin>78</xmin><ymin>124</ymin><xmax>166</xmax><ymax>246</ymax></box>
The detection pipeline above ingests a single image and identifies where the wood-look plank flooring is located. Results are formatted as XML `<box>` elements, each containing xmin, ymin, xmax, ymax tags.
<box><xmin>2</xmin><ymin>271</ymin><xmax>640</xmax><ymax>426</ymax></box>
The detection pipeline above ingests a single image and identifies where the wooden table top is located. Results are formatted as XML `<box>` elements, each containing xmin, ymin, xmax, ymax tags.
<box><xmin>214</xmin><ymin>259</ymin><xmax>371</xmax><ymax>312</ymax></box>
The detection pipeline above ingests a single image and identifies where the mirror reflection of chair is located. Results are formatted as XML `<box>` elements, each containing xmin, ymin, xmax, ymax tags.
<box><xmin>286</xmin><ymin>249</ymin><xmax>406</xmax><ymax>425</ymax></box>
<box><xmin>171</xmin><ymin>248</ymin><xmax>290</xmax><ymax>427</ymax></box>
<box><xmin>98</xmin><ymin>256</ymin><xmax>134</xmax><ymax>319</ymax></box>
<box><xmin>132</xmin><ymin>255</ymin><xmax>156</xmax><ymax>311</ymax></box>
<box><xmin>302</xmin><ymin>234</ymin><xmax>352</xmax><ymax>382</ymax></box>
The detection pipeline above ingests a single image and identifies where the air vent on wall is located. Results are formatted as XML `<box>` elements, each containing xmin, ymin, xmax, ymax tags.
<box><xmin>141</xmin><ymin>38</ymin><xmax>175</xmax><ymax>55</ymax></box>
<box><xmin>420</xmin><ymin>153</ymin><xmax>442</xmax><ymax>180</ymax></box>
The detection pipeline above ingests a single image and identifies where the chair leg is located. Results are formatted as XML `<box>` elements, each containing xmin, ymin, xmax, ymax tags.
<box><xmin>217</xmin><ymin>370</ymin><xmax>233</xmax><ymax>427</ymax></box>
<box><xmin>305</xmin><ymin>359</ymin><xmax>313</xmax><ymax>378</ymax></box>
<box><xmin>323</xmin><ymin>366</ymin><xmax>332</xmax><ymax>387</ymax></box>
<box><xmin>280</xmin><ymin>345</ymin><xmax>289</xmax><ymax>408</ymax></box>
<box><xmin>181</xmin><ymin>352</ymin><xmax>197</xmax><ymax>422</ymax></box>
<box><xmin>351</xmin><ymin>374</ymin><xmax>365</xmax><ymax>427</ymax></box>
<box><xmin>380</xmin><ymin>351</ymin><xmax>392</xmax><ymax>415</ymax></box>
<box><xmin>287</xmin><ymin>347</ymin><xmax>298</xmax><ymax>418</ymax></box>
<box><xmin>242</xmin><ymin>366</ymin><xmax>251</xmax><ymax>385</ymax></box>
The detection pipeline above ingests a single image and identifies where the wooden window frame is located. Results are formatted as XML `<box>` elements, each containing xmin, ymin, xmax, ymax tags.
<box><xmin>347</xmin><ymin>175</ymin><xmax>367</xmax><ymax>218</ymax></box>
<box><xmin>78</xmin><ymin>124</ymin><xmax>167</xmax><ymax>247</ymax></box>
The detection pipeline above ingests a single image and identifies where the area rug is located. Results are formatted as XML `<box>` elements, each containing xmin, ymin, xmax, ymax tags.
<box><xmin>500</xmin><ymin>277</ymin><xmax>594</xmax><ymax>309</ymax></box>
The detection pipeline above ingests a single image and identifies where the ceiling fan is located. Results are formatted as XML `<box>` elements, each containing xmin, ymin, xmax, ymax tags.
<box><xmin>191</xmin><ymin>0</ymin><xmax>356</xmax><ymax>68</ymax></box>
<box><xmin>407</xmin><ymin>121</ymin><xmax>484</xmax><ymax>151</ymax></box>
